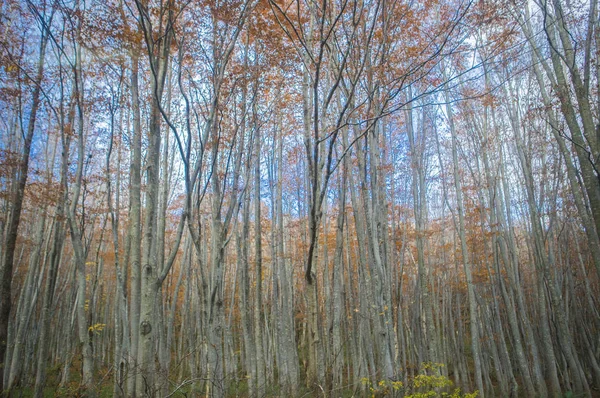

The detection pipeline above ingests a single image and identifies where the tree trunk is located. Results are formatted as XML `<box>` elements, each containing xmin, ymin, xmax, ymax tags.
<box><xmin>0</xmin><ymin>26</ymin><xmax>48</xmax><ymax>393</ymax></box>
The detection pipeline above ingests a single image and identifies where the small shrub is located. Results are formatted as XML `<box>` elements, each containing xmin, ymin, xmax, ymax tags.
<box><xmin>361</xmin><ymin>363</ymin><xmax>478</xmax><ymax>398</ymax></box>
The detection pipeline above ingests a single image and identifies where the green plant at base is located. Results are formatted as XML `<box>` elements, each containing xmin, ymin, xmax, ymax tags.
<box><xmin>360</xmin><ymin>363</ymin><xmax>478</xmax><ymax>398</ymax></box>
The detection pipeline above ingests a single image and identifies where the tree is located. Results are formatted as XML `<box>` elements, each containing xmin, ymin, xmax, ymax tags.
<box><xmin>0</xmin><ymin>3</ymin><xmax>50</xmax><ymax>392</ymax></box>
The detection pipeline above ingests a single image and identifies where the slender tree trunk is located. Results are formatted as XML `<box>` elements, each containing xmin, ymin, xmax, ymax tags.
<box><xmin>127</xmin><ymin>48</ymin><xmax>142</xmax><ymax>398</ymax></box>
<box><xmin>253</xmin><ymin>119</ymin><xmax>266</xmax><ymax>397</ymax></box>
<box><xmin>444</xmin><ymin>81</ymin><xmax>485</xmax><ymax>397</ymax></box>
<box><xmin>406</xmin><ymin>89</ymin><xmax>437</xmax><ymax>365</ymax></box>
<box><xmin>0</xmin><ymin>26</ymin><xmax>48</xmax><ymax>393</ymax></box>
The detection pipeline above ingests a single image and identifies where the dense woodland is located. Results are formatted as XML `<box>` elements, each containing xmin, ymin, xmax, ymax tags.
<box><xmin>1</xmin><ymin>0</ymin><xmax>599</xmax><ymax>396</ymax></box>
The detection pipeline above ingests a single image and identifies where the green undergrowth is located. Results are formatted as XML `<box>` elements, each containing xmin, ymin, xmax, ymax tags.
<box><xmin>360</xmin><ymin>363</ymin><xmax>479</xmax><ymax>398</ymax></box>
